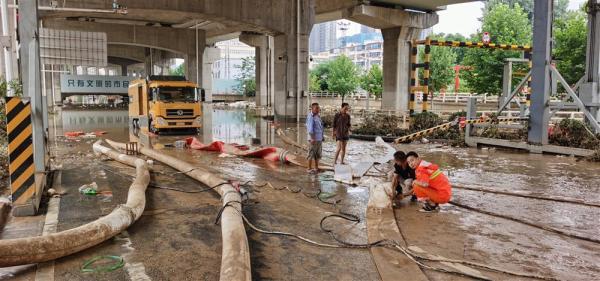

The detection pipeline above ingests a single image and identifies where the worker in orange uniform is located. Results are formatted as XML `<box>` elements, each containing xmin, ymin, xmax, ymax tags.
<box><xmin>405</xmin><ymin>151</ymin><xmax>452</xmax><ymax>212</ymax></box>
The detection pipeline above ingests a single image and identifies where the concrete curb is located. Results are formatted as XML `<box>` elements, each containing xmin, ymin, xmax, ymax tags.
<box><xmin>0</xmin><ymin>200</ymin><xmax>11</xmax><ymax>232</ymax></box>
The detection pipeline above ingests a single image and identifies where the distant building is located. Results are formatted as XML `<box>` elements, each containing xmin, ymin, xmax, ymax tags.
<box><xmin>337</xmin><ymin>31</ymin><xmax>382</xmax><ymax>48</ymax></box>
<box><xmin>309</xmin><ymin>22</ymin><xmax>337</xmax><ymax>53</ymax></box>
<box><xmin>308</xmin><ymin>24</ymin><xmax>429</xmax><ymax>71</ymax></box>
<box><xmin>310</xmin><ymin>40</ymin><xmax>383</xmax><ymax>71</ymax></box>
<box><xmin>360</xmin><ymin>25</ymin><xmax>377</xmax><ymax>34</ymax></box>
<box><xmin>213</xmin><ymin>39</ymin><xmax>255</xmax><ymax>80</ymax></box>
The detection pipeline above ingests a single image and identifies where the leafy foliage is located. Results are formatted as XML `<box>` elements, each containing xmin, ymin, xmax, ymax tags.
<box><xmin>309</xmin><ymin>61</ymin><xmax>332</xmax><ymax>92</ymax></box>
<box><xmin>434</xmin><ymin>33</ymin><xmax>468</xmax><ymax>65</ymax></box>
<box><xmin>549</xmin><ymin>119</ymin><xmax>600</xmax><ymax>150</ymax></box>
<box><xmin>325</xmin><ymin>55</ymin><xmax>359</xmax><ymax>101</ymax></box>
<box><xmin>309</xmin><ymin>72</ymin><xmax>321</xmax><ymax>92</ymax></box>
<box><xmin>419</xmin><ymin>44</ymin><xmax>457</xmax><ymax>93</ymax></box>
<box><xmin>462</xmin><ymin>3</ymin><xmax>531</xmax><ymax>95</ymax></box>
<box><xmin>168</xmin><ymin>64</ymin><xmax>185</xmax><ymax>77</ymax></box>
<box><xmin>554</xmin><ymin>10</ymin><xmax>587</xmax><ymax>86</ymax></box>
<box><xmin>360</xmin><ymin>64</ymin><xmax>383</xmax><ymax>98</ymax></box>
<box><xmin>484</xmin><ymin>0</ymin><xmax>569</xmax><ymax>22</ymax></box>
<box><xmin>235</xmin><ymin>57</ymin><xmax>256</xmax><ymax>97</ymax></box>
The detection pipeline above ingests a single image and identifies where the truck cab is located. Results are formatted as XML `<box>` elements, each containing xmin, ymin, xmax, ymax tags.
<box><xmin>128</xmin><ymin>75</ymin><xmax>204</xmax><ymax>133</ymax></box>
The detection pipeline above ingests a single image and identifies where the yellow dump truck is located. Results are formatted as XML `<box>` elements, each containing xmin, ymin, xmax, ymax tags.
<box><xmin>128</xmin><ymin>76</ymin><xmax>204</xmax><ymax>133</ymax></box>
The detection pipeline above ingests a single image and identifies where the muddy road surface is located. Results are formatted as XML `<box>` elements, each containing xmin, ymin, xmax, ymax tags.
<box><xmin>1</xmin><ymin>106</ymin><xmax>599</xmax><ymax>281</ymax></box>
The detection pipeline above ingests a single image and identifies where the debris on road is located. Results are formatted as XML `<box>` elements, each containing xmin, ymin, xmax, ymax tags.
<box><xmin>78</xmin><ymin>182</ymin><xmax>98</xmax><ymax>195</ymax></box>
<box><xmin>81</xmin><ymin>255</ymin><xmax>124</xmax><ymax>273</ymax></box>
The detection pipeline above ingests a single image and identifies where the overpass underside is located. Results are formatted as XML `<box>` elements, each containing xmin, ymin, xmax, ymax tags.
<box><xmin>29</xmin><ymin>0</ymin><xmax>466</xmax><ymax>120</ymax></box>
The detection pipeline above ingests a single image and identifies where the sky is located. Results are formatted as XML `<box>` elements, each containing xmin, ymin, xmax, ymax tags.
<box><xmin>341</xmin><ymin>0</ymin><xmax>588</xmax><ymax>38</ymax></box>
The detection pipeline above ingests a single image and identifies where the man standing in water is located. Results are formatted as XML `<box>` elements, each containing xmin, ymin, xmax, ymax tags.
<box><xmin>306</xmin><ymin>103</ymin><xmax>324</xmax><ymax>174</ymax></box>
<box><xmin>333</xmin><ymin>103</ymin><xmax>351</xmax><ymax>164</ymax></box>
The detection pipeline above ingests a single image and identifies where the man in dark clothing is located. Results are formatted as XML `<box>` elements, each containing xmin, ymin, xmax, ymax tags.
<box><xmin>391</xmin><ymin>151</ymin><xmax>417</xmax><ymax>204</ymax></box>
<box><xmin>333</xmin><ymin>103</ymin><xmax>351</xmax><ymax>164</ymax></box>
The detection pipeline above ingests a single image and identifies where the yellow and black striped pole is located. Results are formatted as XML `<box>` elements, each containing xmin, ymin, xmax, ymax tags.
<box><xmin>5</xmin><ymin>97</ymin><xmax>36</xmax><ymax>205</ymax></box>
<box><xmin>422</xmin><ymin>38</ymin><xmax>431</xmax><ymax>112</ymax></box>
<box><xmin>525</xmin><ymin>51</ymin><xmax>532</xmax><ymax>107</ymax></box>
<box><xmin>419</xmin><ymin>39</ymin><xmax>532</xmax><ymax>52</ymax></box>
<box><xmin>409</xmin><ymin>40</ymin><xmax>417</xmax><ymax>115</ymax></box>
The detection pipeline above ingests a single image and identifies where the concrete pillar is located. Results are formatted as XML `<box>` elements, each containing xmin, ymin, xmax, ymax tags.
<box><xmin>202</xmin><ymin>47</ymin><xmax>220</xmax><ymax>103</ymax></box>
<box><xmin>120</xmin><ymin>64</ymin><xmax>127</xmax><ymax>76</ymax></box>
<box><xmin>381</xmin><ymin>26</ymin><xmax>421</xmax><ymax>113</ymax></box>
<box><xmin>272</xmin><ymin>0</ymin><xmax>314</xmax><ymax>121</ymax></box>
<box><xmin>240</xmin><ymin>33</ymin><xmax>275</xmax><ymax>107</ymax></box>
<box><xmin>144</xmin><ymin>48</ymin><xmax>153</xmax><ymax>77</ymax></box>
<box><xmin>185</xmin><ymin>28</ymin><xmax>206</xmax><ymax>84</ymax></box>
<box><xmin>19</xmin><ymin>0</ymin><xmax>47</xmax><ymax>172</ymax></box>
<box><xmin>202</xmin><ymin>103</ymin><xmax>213</xmax><ymax>144</ymax></box>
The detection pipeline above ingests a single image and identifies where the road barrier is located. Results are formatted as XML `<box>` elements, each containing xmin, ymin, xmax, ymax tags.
<box><xmin>412</xmin><ymin>38</ymin><xmax>532</xmax><ymax>113</ymax></box>
<box><xmin>5</xmin><ymin>97</ymin><xmax>36</xmax><ymax>206</ymax></box>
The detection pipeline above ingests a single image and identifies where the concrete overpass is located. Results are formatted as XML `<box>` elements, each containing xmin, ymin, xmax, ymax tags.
<box><xmin>29</xmin><ymin>0</ymin><xmax>479</xmax><ymax>120</ymax></box>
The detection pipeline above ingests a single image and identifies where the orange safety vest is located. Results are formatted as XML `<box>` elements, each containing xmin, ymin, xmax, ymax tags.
<box><xmin>415</xmin><ymin>160</ymin><xmax>452</xmax><ymax>201</ymax></box>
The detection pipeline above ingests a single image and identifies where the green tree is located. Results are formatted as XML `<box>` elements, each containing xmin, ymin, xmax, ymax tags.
<box><xmin>462</xmin><ymin>3</ymin><xmax>531</xmax><ymax>95</ymax></box>
<box><xmin>326</xmin><ymin>55</ymin><xmax>359</xmax><ymax>102</ymax></box>
<box><xmin>484</xmin><ymin>0</ymin><xmax>569</xmax><ymax>22</ymax></box>
<box><xmin>360</xmin><ymin>64</ymin><xmax>383</xmax><ymax>98</ymax></box>
<box><xmin>310</xmin><ymin>61</ymin><xmax>332</xmax><ymax>91</ymax></box>
<box><xmin>168</xmin><ymin>64</ymin><xmax>185</xmax><ymax>76</ymax></box>
<box><xmin>420</xmin><ymin>45</ymin><xmax>457</xmax><ymax>93</ymax></box>
<box><xmin>423</xmin><ymin>33</ymin><xmax>458</xmax><ymax>93</ymax></box>
<box><xmin>234</xmin><ymin>57</ymin><xmax>256</xmax><ymax>97</ymax></box>
<box><xmin>442</xmin><ymin>33</ymin><xmax>468</xmax><ymax>65</ymax></box>
<box><xmin>554</xmin><ymin>10</ymin><xmax>587</xmax><ymax>85</ymax></box>
<box><xmin>309</xmin><ymin>72</ymin><xmax>321</xmax><ymax>92</ymax></box>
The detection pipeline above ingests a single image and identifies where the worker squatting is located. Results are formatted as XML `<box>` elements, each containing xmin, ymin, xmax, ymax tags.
<box><xmin>306</xmin><ymin>102</ymin><xmax>452</xmax><ymax>213</ymax></box>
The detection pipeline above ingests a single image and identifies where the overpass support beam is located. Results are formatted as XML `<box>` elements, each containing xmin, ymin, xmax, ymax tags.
<box><xmin>381</xmin><ymin>26</ymin><xmax>421</xmax><ymax>113</ymax></box>
<box><xmin>272</xmin><ymin>0</ymin><xmax>314</xmax><ymax>121</ymax></box>
<box><xmin>202</xmin><ymin>47</ymin><xmax>220</xmax><ymax>103</ymax></box>
<box><xmin>345</xmin><ymin>5</ymin><xmax>437</xmax><ymax>113</ymax></box>
<box><xmin>185</xmin><ymin>28</ymin><xmax>206</xmax><ymax>84</ymax></box>
<box><xmin>240</xmin><ymin>32</ymin><xmax>274</xmax><ymax>107</ymax></box>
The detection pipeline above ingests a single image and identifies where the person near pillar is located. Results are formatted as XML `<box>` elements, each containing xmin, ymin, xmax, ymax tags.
<box><xmin>405</xmin><ymin>151</ymin><xmax>452</xmax><ymax>213</ymax></box>
<box><xmin>306</xmin><ymin>103</ymin><xmax>324</xmax><ymax>174</ymax></box>
<box><xmin>333</xmin><ymin>103</ymin><xmax>351</xmax><ymax>164</ymax></box>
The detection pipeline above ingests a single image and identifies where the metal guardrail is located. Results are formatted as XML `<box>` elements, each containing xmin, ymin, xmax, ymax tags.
<box><xmin>309</xmin><ymin>92</ymin><xmax>371</xmax><ymax>99</ymax></box>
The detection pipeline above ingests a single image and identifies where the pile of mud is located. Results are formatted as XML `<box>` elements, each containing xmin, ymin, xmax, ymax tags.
<box><xmin>352</xmin><ymin>114</ymin><xmax>410</xmax><ymax>136</ymax></box>
<box><xmin>478</xmin><ymin>122</ymin><xmax>528</xmax><ymax>142</ymax></box>
<box><xmin>549</xmin><ymin>119</ymin><xmax>600</xmax><ymax>162</ymax></box>
<box><xmin>549</xmin><ymin>119</ymin><xmax>600</xmax><ymax>150</ymax></box>
<box><xmin>353</xmin><ymin>111</ymin><xmax>466</xmax><ymax>146</ymax></box>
